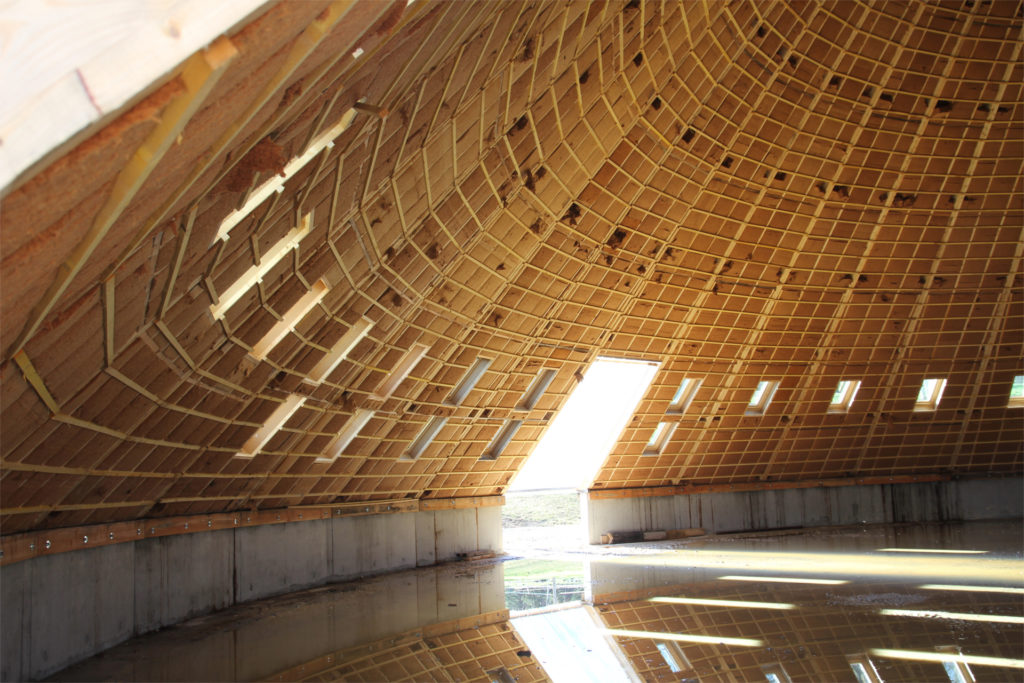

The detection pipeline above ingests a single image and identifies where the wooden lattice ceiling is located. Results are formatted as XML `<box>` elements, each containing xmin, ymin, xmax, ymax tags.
<box><xmin>1</xmin><ymin>0</ymin><xmax>1022</xmax><ymax>535</ymax></box>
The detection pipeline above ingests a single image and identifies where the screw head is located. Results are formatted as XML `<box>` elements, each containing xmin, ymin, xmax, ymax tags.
<box><xmin>83</xmin><ymin>535</ymin><xmax>88</xmax><ymax>544</ymax></box>
<box><xmin>45</xmin><ymin>540</ymin><xmax>51</xmax><ymax>549</ymax></box>
<box><xmin>207</xmin><ymin>520</ymin><xmax>212</xmax><ymax>528</ymax></box>
<box><xmin>109</xmin><ymin>532</ymin><xmax>114</xmax><ymax>540</ymax></box>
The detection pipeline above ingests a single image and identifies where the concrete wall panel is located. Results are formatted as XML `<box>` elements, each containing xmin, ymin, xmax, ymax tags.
<box><xmin>433</xmin><ymin>508</ymin><xmax>477</xmax><ymax>561</ymax></box>
<box><xmin>585</xmin><ymin>477</ymin><xmax>1024</xmax><ymax>543</ymax></box>
<box><xmin>133</xmin><ymin>529</ymin><xmax>234</xmax><ymax>634</ymax></box>
<box><xmin>476</xmin><ymin>505</ymin><xmax>503</xmax><ymax>552</ymax></box>
<box><xmin>0</xmin><ymin>558</ymin><xmax>30</xmax><ymax>683</ymax></box>
<box><xmin>415</xmin><ymin>511</ymin><xmax>436</xmax><ymax>566</ymax></box>
<box><xmin>234</xmin><ymin>519</ymin><xmax>331</xmax><ymax>603</ymax></box>
<box><xmin>27</xmin><ymin>543</ymin><xmax>133</xmax><ymax>679</ymax></box>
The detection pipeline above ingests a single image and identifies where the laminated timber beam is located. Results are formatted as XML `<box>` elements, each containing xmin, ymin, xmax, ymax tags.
<box><xmin>4</xmin><ymin>36</ymin><xmax>239</xmax><ymax>361</ymax></box>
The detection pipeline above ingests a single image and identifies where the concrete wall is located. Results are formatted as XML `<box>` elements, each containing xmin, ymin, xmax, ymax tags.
<box><xmin>584</xmin><ymin>476</ymin><xmax>1024</xmax><ymax>544</ymax></box>
<box><xmin>0</xmin><ymin>506</ymin><xmax>502</xmax><ymax>681</ymax></box>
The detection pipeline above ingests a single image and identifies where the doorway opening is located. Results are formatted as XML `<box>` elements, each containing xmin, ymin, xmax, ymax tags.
<box><xmin>503</xmin><ymin>357</ymin><xmax>659</xmax><ymax>554</ymax></box>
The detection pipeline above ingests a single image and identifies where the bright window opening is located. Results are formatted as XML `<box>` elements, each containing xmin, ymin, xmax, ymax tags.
<box><xmin>655</xmin><ymin>640</ymin><xmax>691</xmax><ymax>673</ymax></box>
<box><xmin>847</xmin><ymin>655</ymin><xmax>883</xmax><ymax>683</ymax></box>
<box><xmin>746</xmin><ymin>380</ymin><xmax>780</xmax><ymax>415</ymax></box>
<box><xmin>304</xmin><ymin>316</ymin><xmax>374</xmax><ymax>386</ymax></box>
<box><xmin>1008</xmin><ymin>375</ymin><xmax>1024</xmax><ymax>408</ymax></box>
<box><xmin>829</xmin><ymin>379</ymin><xmax>862</xmax><ymax>413</ymax></box>
<box><xmin>937</xmin><ymin>646</ymin><xmax>976</xmax><ymax>683</ymax></box>
<box><xmin>666</xmin><ymin>377</ymin><xmax>702</xmax><ymax>415</ymax></box>
<box><xmin>249</xmin><ymin>278</ymin><xmax>329</xmax><ymax>361</ymax></box>
<box><xmin>210</xmin><ymin>214</ymin><xmax>311</xmax><ymax>320</ymax></box>
<box><xmin>216</xmin><ymin>108</ymin><xmax>359</xmax><ymax>241</ymax></box>
<box><xmin>915</xmin><ymin>378</ymin><xmax>948</xmax><ymax>411</ymax></box>
<box><xmin>763</xmin><ymin>663</ymin><xmax>793</xmax><ymax>683</ymax></box>
<box><xmin>235</xmin><ymin>394</ymin><xmax>306</xmax><ymax>458</ymax></box>
<box><xmin>446</xmin><ymin>357</ymin><xmax>492</xmax><ymax>406</ymax></box>
<box><xmin>403</xmin><ymin>416</ymin><xmax>447</xmax><ymax>460</ymax></box>
<box><xmin>481</xmin><ymin>419</ymin><xmax>522</xmax><ymax>461</ymax></box>
<box><xmin>317</xmin><ymin>408</ymin><xmax>374</xmax><ymax>463</ymax></box>
<box><xmin>517</xmin><ymin>368</ymin><xmax>558</xmax><ymax>410</ymax></box>
<box><xmin>509</xmin><ymin>357</ymin><xmax>659</xmax><ymax>491</ymax></box>
<box><xmin>643</xmin><ymin>421</ymin><xmax>676</xmax><ymax>456</ymax></box>
<box><xmin>371</xmin><ymin>343</ymin><xmax>430</xmax><ymax>400</ymax></box>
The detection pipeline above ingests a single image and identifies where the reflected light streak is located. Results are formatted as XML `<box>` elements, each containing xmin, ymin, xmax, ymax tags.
<box><xmin>595</xmin><ymin>549</ymin><xmax>1023</xmax><ymax>584</ymax></box>
<box><xmin>720</xmin><ymin>575</ymin><xmax>847</xmax><ymax>586</ymax></box>
<box><xmin>650</xmin><ymin>596</ymin><xmax>795</xmax><ymax>610</ymax></box>
<box><xmin>920</xmin><ymin>584</ymin><xmax>1024</xmax><ymax>595</ymax></box>
<box><xmin>880</xmin><ymin>608</ymin><xmax>1024</xmax><ymax>625</ymax></box>
<box><xmin>878</xmin><ymin>548</ymin><xmax>987</xmax><ymax>554</ymax></box>
<box><xmin>870</xmin><ymin>648</ymin><xmax>1024</xmax><ymax>670</ymax></box>
<box><xmin>604</xmin><ymin>628</ymin><xmax>762</xmax><ymax>647</ymax></box>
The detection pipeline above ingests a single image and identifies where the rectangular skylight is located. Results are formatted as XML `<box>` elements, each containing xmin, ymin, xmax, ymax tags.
<box><xmin>402</xmin><ymin>416</ymin><xmax>447</xmax><ymax>460</ymax></box>
<box><xmin>371</xmin><ymin>342</ymin><xmax>431</xmax><ymax>400</ymax></box>
<box><xmin>745</xmin><ymin>380</ymin><xmax>780</xmax><ymax>415</ymax></box>
<box><xmin>317</xmin><ymin>408</ymin><xmax>374</xmax><ymax>463</ymax></box>
<box><xmin>210</xmin><ymin>213</ymin><xmax>311</xmax><ymax>320</ymax></box>
<box><xmin>304</xmin><ymin>316</ymin><xmax>374</xmax><ymax>385</ymax></box>
<box><xmin>655</xmin><ymin>641</ymin><xmax>689</xmax><ymax>673</ymax></box>
<box><xmin>249</xmin><ymin>278</ymin><xmax>329</xmax><ymax>361</ymax></box>
<box><xmin>481</xmin><ymin>419</ymin><xmax>523</xmax><ymax>460</ymax></box>
<box><xmin>516</xmin><ymin>368</ymin><xmax>557</xmax><ymax>410</ymax></box>
<box><xmin>666</xmin><ymin>377</ymin><xmax>702</xmax><ymax>414</ymax></box>
<box><xmin>914</xmin><ymin>378</ymin><xmax>947</xmax><ymax>411</ymax></box>
<box><xmin>1008</xmin><ymin>375</ymin><xmax>1024</xmax><ymax>408</ymax></box>
<box><xmin>235</xmin><ymin>394</ymin><xmax>306</xmax><ymax>458</ymax></box>
<box><xmin>216</xmin><ymin>108</ymin><xmax>359</xmax><ymax>241</ymax></box>
<box><xmin>509</xmin><ymin>357</ymin><xmax>659</xmax><ymax>491</ymax></box>
<box><xmin>847</xmin><ymin>655</ymin><xmax>883</xmax><ymax>683</ymax></box>
<box><xmin>643</xmin><ymin>421</ymin><xmax>676</xmax><ymax>456</ymax></box>
<box><xmin>828</xmin><ymin>379</ymin><xmax>862</xmax><ymax>413</ymax></box>
<box><xmin>445</xmin><ymin>357</ymin><xmax>492</xmax><ymax>405</ymax></box>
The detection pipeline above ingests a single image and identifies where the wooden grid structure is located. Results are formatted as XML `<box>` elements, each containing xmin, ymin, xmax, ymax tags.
<box><xmin>1</xmin><ymin>0</ymin><xmax>1022</xmax><ymax>536</ymax></box>
<box><xmin>263</xmin><ymin>611</ymin><xmax>546</xmax><ymax>683</ymax></box>
<box><xmin>595</xmin><ymin>580</ymin><xmax>1024</xmax><ymax>682</ymax></box>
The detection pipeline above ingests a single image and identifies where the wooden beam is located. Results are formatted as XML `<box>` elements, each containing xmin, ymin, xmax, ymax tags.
<box><xmin>5</xmin><ymin>36</ymin><xmax>238</xmax><ymax>360</ymax></box>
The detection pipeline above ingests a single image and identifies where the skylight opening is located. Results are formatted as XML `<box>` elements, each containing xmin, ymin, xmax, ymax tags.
<box><xmin>655</xmin><ymin>641</ymin><xmax>691</xmax><ymax>673</ymax></box>
<box><xmin>480</xmin><ymin>419</ymin><xmax>522</xmax><ymax>461</ymax></box>
<box><xmin>216</xmin><ymin>108</ymin><xmax>359</xmax><ymax>241</ymax></box>
<box><xmin>1008</xmin><ymin>375</ymin><xmax>1024</xmax><ymax>408</ymax></box>
<box><xmin>517</xmin><ymin>368</ymin><xmax>558</xmax><ymax>410</ymax></box>
<box><xmin>828</xmin><ymin>379</ymin><xmax>862</xmax><ymax>413</ymax></box>
<box><xmin>847</xmin><ymin>655</ymin><xmax>883</xmax><ymax>683</ymax></box>
<box><xmin>403</xmin><ymin>416</ymin><xmax>447</xmax><ymax>460</ymax></box>
<box><xmin>304</xmin><ymin>316</ymin><xmax>374</xmax><ymax>385</ymax></box>
<box><xmin>666</xmin><ymin>377</ymin><xmax>702</xmax><ymax>415</ymax></box>
<box><xmin>763</xmin><ymin>663</ymin><xmax>793</xmax><ymax>683</ymax></box>
<box><xmin>235</xmin><ymin>394</ymin><xmax>306</xmax><ymax>458</ymax></box>
<box><xmin>317</xmin><ymin>408</ymin><xmax>374</xmax><ymax>463</ymax></box>
<box><xmin>371</xmin><ymin>342</ymin><xmax>431</xmax><ymax>400</ymax></box>
<box><xmin>937</xmin><ymin>646</ymin><xmax>977</xmax><ymax>683</ymax></box>
<box><xmin>210</xmin><ymin>214</ymin><xmax>311</xmax><ymax>320</ymax></box>
<box><xmin>746</xmin><ymin>380</ymin><xmax>780</xmax><ymax>415</ymax></box>
<box><xmin>643</xmin><ymin>421</ymin><xmax>676</xmax><ymax>456</ymax></box>
<box><xmin>446</xmin><ymin>357</ymin><xmax>492</xmax><ymax>406</ymax></box>
<box><xmin>914</xmin><ymin>377</ymin><xmax>948</xmax><ymax>411</ymax></box>
<box><xmin>249</xmin><ymin>278</ymin><xmax>329</xmax><ymax>361</ymax></box>
<box><xmin>509</xmin><ymin>357</ymin><xmax>659</xmax><ymax>491</ymax></box>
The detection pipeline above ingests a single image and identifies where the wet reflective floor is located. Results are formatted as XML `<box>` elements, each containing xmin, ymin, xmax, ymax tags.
<box><xmin>51</xmin><ymin>520</ymin><xmax>1023</xmax><ymax>682</ymax></box>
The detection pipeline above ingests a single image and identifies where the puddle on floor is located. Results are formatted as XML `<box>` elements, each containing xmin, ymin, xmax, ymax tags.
<box><xmin>50</xmin><ymin>521</ymin><xmax>1023</xmax><ymax>682</ymax></box>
